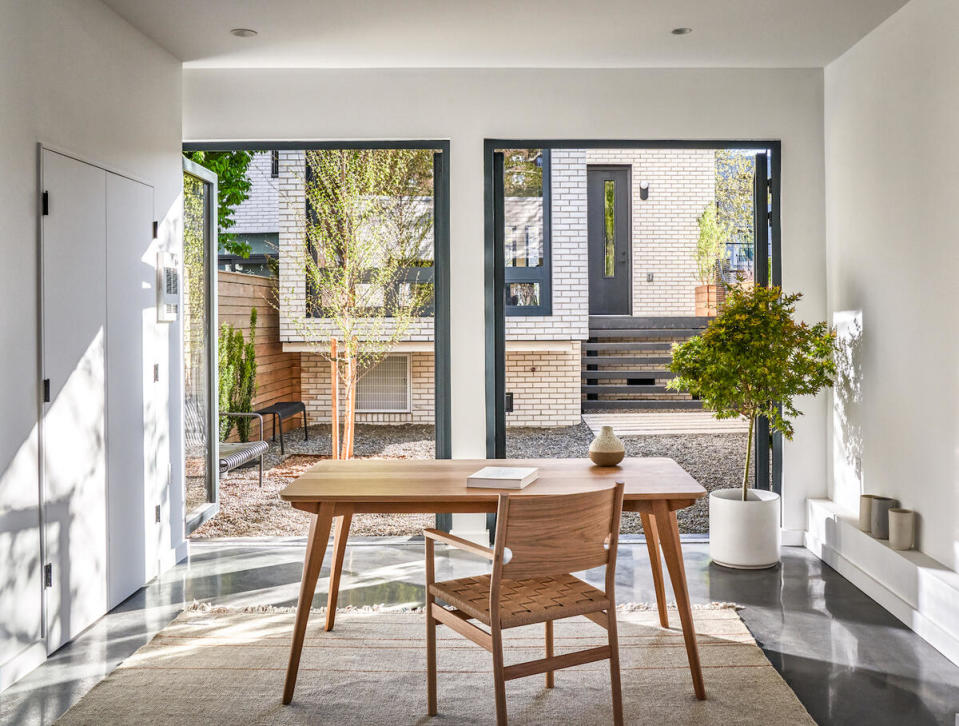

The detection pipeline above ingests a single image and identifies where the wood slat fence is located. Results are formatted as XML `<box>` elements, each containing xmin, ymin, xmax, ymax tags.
<box><xmin>219</xmin><ymin>271</ymin><xmax>303</xmax><ymax>442</ymax></box>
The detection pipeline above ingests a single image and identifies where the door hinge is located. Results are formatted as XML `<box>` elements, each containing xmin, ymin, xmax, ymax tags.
<box><xmin>152</xmin><ymin>220</ymin><xmax>158</xmax><ymax>239</ymax></box>
<box><xmin>43</xmin><ymin>563</ymin><xmax>52</xmax><ymax>588</ymax></box>
<box><xmin>155</xmin><ymin>504</ymin><xmax>161</xmax><ymax>523</ymax></box>
<box><xmin>42</xmin><ymin>378</ymin><xmax>50</xmax><ymax>403</ymax></box>
<box><xmin>41</xmin><ymin>191</ymin><xmax>49</xmax><ymax>216</ymax></box>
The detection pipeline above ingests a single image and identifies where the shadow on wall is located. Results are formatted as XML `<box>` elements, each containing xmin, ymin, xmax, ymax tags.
<box><xmin>832</xmin><ymin>310</ymin><xmax>864</xmax><ymax>514</ymax></box>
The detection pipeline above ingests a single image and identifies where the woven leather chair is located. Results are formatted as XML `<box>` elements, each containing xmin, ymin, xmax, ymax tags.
<box><xmin>424</xmin><ymin>482</ymin><xmax>626</xmax><ymax>726</ymax></box>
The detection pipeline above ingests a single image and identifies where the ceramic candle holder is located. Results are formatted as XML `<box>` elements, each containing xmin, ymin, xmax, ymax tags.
<box><xmin>888</xmin><ymin>509</ymin><xmax>916</xmax><ymax>551</ymax></box>
<box><xmin>869</xmin><ymin>496</ymin><xmax>899</xmax><ymax>540</ymax></box>
<box><xmin>858</xmin><ymin>494</ymin><xmax>879</xmax><ymax>533</ymax></box>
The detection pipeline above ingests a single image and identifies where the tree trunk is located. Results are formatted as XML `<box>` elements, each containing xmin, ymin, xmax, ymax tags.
<box><xmin>330</xmin><ymin>337</ymin><xmax>339</xmax><ymax>460</ymax></box>
<box><xmin>341</xmin><ymin>353</ymin><xmax>357</xmax><ymax>459</ymax></box>
<box><xmin>742</xmin><ymin>415</ymin><xmax>754</xmax><ymax>502</ymax></box>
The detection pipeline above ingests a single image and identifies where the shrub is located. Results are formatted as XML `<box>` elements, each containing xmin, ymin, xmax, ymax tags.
<box><xmin>668</xmin><ymin>285</ymin><xmax>836</xmax><ymax>499</ymax></box>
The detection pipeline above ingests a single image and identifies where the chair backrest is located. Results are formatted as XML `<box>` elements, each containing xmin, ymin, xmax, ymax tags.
<box><xmin>492</xmin><ymin>482</ymin><xmax>625</xmax><ymax>581</ymax></box>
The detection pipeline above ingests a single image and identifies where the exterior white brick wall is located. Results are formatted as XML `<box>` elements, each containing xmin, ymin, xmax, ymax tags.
<box><xmin>584</xmin><ymin>148</ymin><xmax>715</xmax><ymax>316</ymax></box>
<box><xmin>505</xmin><ymin>345</ymin><xmax>582</xmax><ymax>426</ymax></box>
<box><xmin>232</xmin><ymin>151</ymin><xmax>279</xmax><ymax>234</ymax></box>
<box><xmin>301</xmin><ymin>352</ymin><xmax>435</xmax><ymax>425</ymax></box>
<box><xmin>300</xmin><ymin>348</ymin><xmax>579</xmax><ymax>428</ymax></box>
<box><xmin>507</xmin><ymin>148</ymin><xmax>589</xmax><ymax>341</ymax></box>
<box><xmin>277</xmin><ymin>150</ymin><xmax>434</xmax><ymax>344</ymax></box>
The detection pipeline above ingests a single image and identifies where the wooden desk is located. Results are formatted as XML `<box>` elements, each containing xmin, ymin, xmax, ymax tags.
<box><xmin>279</xmin><ymin>457</ymin><xmax>708</xmax><ymax>705</ymax></box>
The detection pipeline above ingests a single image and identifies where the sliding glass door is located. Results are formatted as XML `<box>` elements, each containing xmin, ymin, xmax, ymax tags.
<box><xmin>182</xmin><ymin>158</ymin><xmax>219</xmax><ymax>533</ymax></box>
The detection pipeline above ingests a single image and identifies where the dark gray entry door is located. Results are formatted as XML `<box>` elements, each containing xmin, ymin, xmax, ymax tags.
<box><xmin>587</xmin><ymin>166</ymin><xmax>631</xmax><ymax>315</ymax></box>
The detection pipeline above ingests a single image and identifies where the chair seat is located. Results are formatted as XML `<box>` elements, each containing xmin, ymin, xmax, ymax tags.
<box><xmin>219</xmin><ymin>440</ymin><xmax>269</xmax><ymax>474</ymax></box>
<box><xmin>430</xmin><ymin>573</ymin><xmax>610</xmax><ymax>628</ymax></box>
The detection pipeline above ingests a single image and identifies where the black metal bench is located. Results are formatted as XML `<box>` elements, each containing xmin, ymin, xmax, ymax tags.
<box><xmin>218</xmin><ymin>412</ymin><xmax>269</xmax><ymax>487</ymax></box>
<box><xmin>254</xmin><ymin>401</ymin><xmax>308</xmax><ymax>454</ymax></box>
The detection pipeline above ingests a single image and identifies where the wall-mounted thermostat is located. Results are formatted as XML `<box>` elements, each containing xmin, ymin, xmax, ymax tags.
<box><xmin>156</xmin><ymin>251</ymin><xmax>179</xmax><ymax>323</ymax></box>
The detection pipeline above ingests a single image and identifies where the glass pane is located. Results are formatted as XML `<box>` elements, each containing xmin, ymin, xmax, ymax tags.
<box><xmin>603</xmin><ymin>179</ymin><xmax>615</xmax><ymax>277</ymax></box>
<box><xmin>714</xmin><ymin>150</ymin><xmax>756</xmax><ymax>286</ymax></box>
<box><xmin>506</xmin><ymin>282</ymin><xmax>541</xmax><ymax>307</ymax></box>
<box><xmin>182</xmin><ymin>172</ymin><xmax>213</xmax><ymax>515</ymax></box>
<box><xmin>503</xmin><ymin>149</ymin><xmax>544</xmax><ymax>269</ymax></box>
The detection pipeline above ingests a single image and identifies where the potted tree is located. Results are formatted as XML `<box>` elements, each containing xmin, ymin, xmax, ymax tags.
<box><xmin>693</xmin><ymin>205</ymin><xmax>730</xmax><ymax>316</ymax></box>
<box><xmin>668</xmin><ymin>284</ymin><xmax>836</xmax><ymax>568</ymax></box>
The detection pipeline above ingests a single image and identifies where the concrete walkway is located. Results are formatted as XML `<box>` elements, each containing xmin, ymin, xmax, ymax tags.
<box><xmin>582</xmin><ymin>411</ymin><xmax>750</xmax><ymax>436</ymax></box>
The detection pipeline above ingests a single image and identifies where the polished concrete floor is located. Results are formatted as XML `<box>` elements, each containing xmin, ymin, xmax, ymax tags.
<box><xmin>2</xmin><ymin>539</ymin><xmax>959</xmax><ymax>725</ymax></box>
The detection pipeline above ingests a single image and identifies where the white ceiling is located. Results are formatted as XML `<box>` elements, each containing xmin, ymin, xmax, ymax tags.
<box><xmin>102</xmin><ymin>0</ymin><xmax>909</xmax><ymax>69</ymax></box>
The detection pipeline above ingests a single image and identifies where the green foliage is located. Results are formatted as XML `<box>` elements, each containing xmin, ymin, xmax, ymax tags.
<box><xmin>183</xmin><ymin>150</ymin><xmax>254</xmax><ymax>257</ymax></box>
<box><xmin>668</xmin><ymin>285</ymin><xmax>836</xmax><ymax>497</ymax></box>
<box><xmin>217</xmin><ymin>334</ymin><xmax>235</xmax><ymax>442</ymax></box>
<box><xmin>503</xmin><ymin>149</ymin><xmax>543</xmax><ymax>197</ymax></box>
<box><xmin>293</xmin><ymin>148</ymin><xmax>435</xmax><ymax>369</ymax></box>
<box><xmin>694</xmin><ymin>204</ymin><xmax>730</xmax><ymax>286</ymax></box>
<box><xmin>217</xmin><ymin>308</ymin><xmax>258</xmax><ymax>442</ymax></box>
<box><xmin>715</xmin><ymin>150</ymin><xmax>755</xmax><ymax>247</ymax></box>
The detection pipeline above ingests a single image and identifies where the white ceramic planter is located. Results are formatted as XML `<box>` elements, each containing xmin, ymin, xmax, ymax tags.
<box><xmin>709</xmin><ymin>488</ymin><xmax>781</xmax><ymax>569</ymax></box>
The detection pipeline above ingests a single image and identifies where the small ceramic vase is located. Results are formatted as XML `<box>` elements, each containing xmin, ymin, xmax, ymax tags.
<box><xmin>589</xmin><ymin>425</ymin><xmax>625</xmax><ymax>466</ymax></box>
<box><xmin>858</xmin><ymin>494</ymin><xmax>879</xmax><ymax>533</ymax></box>
<box><xmin>870</xmin><ymin>496</ymin><xmax>899</xmax><ymax>540</ymax></box>
<box><xmin>888</xmin><ymin>509</ymin><xmax>916</xmax><ymax>551</ymax></box>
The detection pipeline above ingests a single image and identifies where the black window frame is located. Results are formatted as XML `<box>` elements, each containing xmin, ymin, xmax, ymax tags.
<box><xmin>504</xmin><ymin>149</ymin><xmax>552</xmax><ymax>317</ymax></box>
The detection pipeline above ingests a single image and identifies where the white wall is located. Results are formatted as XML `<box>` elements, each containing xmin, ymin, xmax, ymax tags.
<box><xmin>825</xmin><ymin>0</ymin><xmax>959</xmax><ymax>569</ymax></box>
<box><xmin>0</xmin><ymin>0</ymin><xmax>183</xmax><ymax>687</ymax></box>
<box><xmin>184</xmin><ymin>66</ymin><xmax>828</xmax><ymax>535</ymax></box>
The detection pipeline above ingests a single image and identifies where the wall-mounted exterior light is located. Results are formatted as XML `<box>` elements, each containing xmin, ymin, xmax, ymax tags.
<box><xmin>639</xmin><ymin>182</ymin><xmax>650</xmax><ymax>200</ymax></box>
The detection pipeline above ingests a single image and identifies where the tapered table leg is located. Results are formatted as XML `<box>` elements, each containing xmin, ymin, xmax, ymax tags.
<box><xmin>283</xmin><ymin>502</ymin><xmax>335</xmax><ymax>704</ymax></box>
<box><xmin>640</xmin><ymin>510</ymin><xmax>669</xmax><ymax>628</ymax></box>
<box><xmin>324</xmin><ymin>512</ymin><xmax>353</xmax><ymax>631</ymax></box>
<box><xmin>652</xmin><ymin>500</ymin><xmax>706</xmax><ymax>700</ymax></box>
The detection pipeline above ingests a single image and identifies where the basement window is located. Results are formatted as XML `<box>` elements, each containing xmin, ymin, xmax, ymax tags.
<box><xmin>356</xmin><ymin>355</ymin><xmax>411</xmax><ymax>413</ymax></box>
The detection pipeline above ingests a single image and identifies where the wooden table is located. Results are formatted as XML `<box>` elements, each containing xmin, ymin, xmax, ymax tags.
<box><xmin>279</xmin><ymin>457</ymin><xmax>708</xmax><ymax>705</ymax></box>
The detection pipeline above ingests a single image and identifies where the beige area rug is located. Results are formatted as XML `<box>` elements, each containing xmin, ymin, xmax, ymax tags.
<box><xmin>56</xmin><ymin>605</ymin><xmax>814</xmax><ymax>726</ymax></box>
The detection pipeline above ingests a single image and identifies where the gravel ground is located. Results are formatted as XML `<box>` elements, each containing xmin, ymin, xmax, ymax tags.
<box><xmin>194</xmin><ymin>422</ymin><xmax>747</xmax><ymax>538</ymax></box>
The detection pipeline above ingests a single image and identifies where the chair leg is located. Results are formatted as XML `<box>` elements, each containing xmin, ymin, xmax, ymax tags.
<box><xmin>607</xmin><ymin>609</ymin><xmax>624</xmax><ymax>726</ymax></box>
<box><xmin>492</xmin><ymin>629</ymin><xmax>508</xmax><ymax>726</ymax></box>
<box><xmin>279</xmin><ymin>416</ymin><xmax>286</xmax><ymax>455</ymax></box>
<box><xmin>258</xmin><ymin>454</ymin><xmax>263</xmax><ymax>488</ymax></box>
<box><xmin>302</xmin><ymin>408</ymin><xmax>309</xmax><ymax>441</ymax></box>
<box><xmin>545</xmin><ymin>620</ymin><xmax>554</xmax><ymax>688</ymax></box>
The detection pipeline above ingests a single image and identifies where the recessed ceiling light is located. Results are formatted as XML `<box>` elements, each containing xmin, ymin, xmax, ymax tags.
<box><xmin>230</xmin><ymin>28</ymin><xmax>258</xmax><ymax>38</ymax></box>
<box><xmin>671</xmin><ymin>27</ymin><xmax>693</xmax><ymax>36</ymax></box>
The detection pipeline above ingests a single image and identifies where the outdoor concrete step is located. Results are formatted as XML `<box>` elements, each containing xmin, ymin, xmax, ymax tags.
<box><xmin>581</xmin><ymin>399</ymin><xmax>705</xmax><ymax>410</ymax></box>
<box><xmin>588</xmin><ymin>315</ymin><xmax>711</xmax><ymax>330</ymax></box>
<box><xmin>581</xmin><ymin>370</ymin><xmax>677</xmax><ymax>379</ymax></box>
<box><xmin>581</xmin><ymin>356</ymin><xmax>674</xmax><ymax>365</ymax></box>
<box><xmin>583</xmin><ymin>342</ymin><xmax>674</xmax><ymax>352</ymax></box>
<box><xmin>581</xmin><ymin>384</ymin><xmax>671</xmax><ymax>394</ymax></box>
<box><xmin>587</xmin><ymin>328</ymin><xmax>702</xmax><ymax>340</ymax></box>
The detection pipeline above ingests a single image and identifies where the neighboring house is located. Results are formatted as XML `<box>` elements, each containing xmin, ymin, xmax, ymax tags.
<box><xmin>219</xmin><ymin>151</ymin><xmax>281</xmax><ymax>277</ymax></box>
<box><xmin>230</xmin><ymin>148</ymin><xmax>739</xmax><ymax>427</ymax></box>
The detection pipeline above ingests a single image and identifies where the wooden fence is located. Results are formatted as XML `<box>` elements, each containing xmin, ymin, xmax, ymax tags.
<box><xmin>218</xmin><ymin>271</ymin><xmax>302</xmax><ymax>442</ymax></box>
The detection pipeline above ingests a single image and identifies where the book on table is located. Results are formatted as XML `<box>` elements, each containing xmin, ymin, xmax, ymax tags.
<box><xmin>466</xmin><ymin>466</ymin><xmax>540</xmax><ymax>489</ymax></box>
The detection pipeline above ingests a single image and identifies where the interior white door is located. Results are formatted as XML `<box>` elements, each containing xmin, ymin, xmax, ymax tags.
<box><xmin>41</xmin><ymin>149</ymin><xmax>108</xmax><ymax>652</ymax></box>
<box><xmin>105</xmin><ymin>172</ymin><xmax>154</xmax><ymax>607</ymax></box>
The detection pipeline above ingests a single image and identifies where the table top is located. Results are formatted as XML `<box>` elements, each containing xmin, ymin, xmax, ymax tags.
<box><xmin>279</xmin><ymin>457</ymin><xmax>706</xmax><ymax>504</ymax></box>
